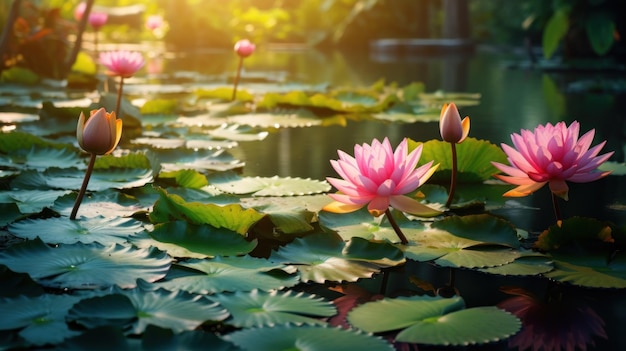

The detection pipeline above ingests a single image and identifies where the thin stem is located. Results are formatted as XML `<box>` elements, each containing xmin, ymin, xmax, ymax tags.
<box><xmin>231</xmin><ymin>57</ymin><xmax>243</xmax><ymax>101</ymax></box>
<box><xmin>385</xmin><ymin>209</ymin><xmax>408</xmax><ymax>245</ymax></box>
<box><xmin>445</xmin><ymin>142</ymin><xmax>457</xmax><ymax>208</ymax></box>
<box><xmin>70</xmin><ymin>153</ymin><xmax>97</xmax><ymax>220</ymax></box>
<box><xmin>379</xmin><ymin>269</ymin><xmax>389</xmax><ymax>295</ymax></box>
<box><xmin>551</xmin><ymin>192</ymin><xmax>562</xmax><ymax>222</ymax></box>
<box><xmin>115</xmin><ymin>77</ymin><xmax>124</xmax><ymax>118</ymax></box>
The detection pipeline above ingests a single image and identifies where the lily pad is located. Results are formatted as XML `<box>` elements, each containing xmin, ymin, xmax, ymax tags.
<box><xmin>212</xmin><ymin>289</ymin><xmax>336</xmax><ymax>328</ymax></box>
<box><xmin>0</xmin><ymin>238</ymin><xmax>171</xmax><ymax>289</ymax></box>
<box><xmin>17</xmin><ymin>146</ymin><xmax>84</xmax><ymax>170</ymax></box>
<box><xmin>206</xmin><ymin>124</ymin><xmax>269</xmax><ymax>141</ymax></box>
<box><xmin>8</xmin><ymin>216</ymin><xmax>146</xmax><ymax>245</ymax></box>
<box><xmin>227</xmin><ymin>111</ymin><xmax>323</xmax><ymax>128</ymax></box>
<box><xmin>11</xmin><ymin>167</ymin><xmax>153</xmax><ymax>191</ymax></box>
<box><xmin>0</xmin><ymin>294</ymin><xmax>82</xmax><ymax>346</ymax></box>
<box><xmin>146</xmin><ymin>221</ymin><xmax>257</xmax><ymax>258</ymax></box>
<box><xmin>410</xmin><ymin>137</ymin><xmax>508</xmax><ymax>183</ymax></box>
<box><xmin>68</xmin><ymin>287</ymin><xmax>229</xmax><ymax>334</ymax></box>
<box><xmin>0</xmin><ymin>189</ymin><xmax>71</xmax><ymax>214</ymax></box>
<box><xmin>208</xmin><ymin>171</ymin><xmax>330</xmax><ymax>196</ymax></box>
<box><xmin>154</xmin><ymin>256</ymin><xmax>299</xmax><ymax>294</ymax></box>
<box><xmin>269</xmin><ymin>232</ymin><xmax>405</xmax><ymax>283</ymax></box>
<box><xmin>52</xmin><ymin>190</ymin><xmax>147</xmax><ymax>218</ymax></box>
<box><xmin>347</xmin><ymin>295</ymin><xmax>520</xmax><ymax>346</ymax></box>
<box><xmin>222</xmin><ymin>324</ymin><xmax>394</xmax><ymax>351</ymax></box>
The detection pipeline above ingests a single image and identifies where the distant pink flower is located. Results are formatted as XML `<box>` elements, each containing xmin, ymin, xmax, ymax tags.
<box><xmin>234</xmin><ymin>39</ymin><xmax>255</xmax><ymax>58</ymax></box>
<box><xmin>323</xmin><ymin>137</ymin><xmax>439</xmax><ymax>217</ymax></box>
<box><xmin>145</xmin><ymin>15</ymin><xmax>163</xmax><ymax>31</ymax></box>
<box><xmin>440</xmin><ymin>102</ymin><xmax>470</xmax><ymax>143</ymax></box>
<box><xmin>492</xmin><ymin>121</ymin><xmax>613</xmax><ymax>200</ymax></box>
<box><xmin>99</xmin><ymin>51</ymin><xmax>145</xmax><ymax>78</ymax></box>
<box><xmin>74</xmin><ymin>2</ymin><xmax>86</xmax><ymax>21</ymax></box>
<box><xmin>88</xmin><ymin>12</ymin><xmax>108</xmax><ymax>30</ymax></box>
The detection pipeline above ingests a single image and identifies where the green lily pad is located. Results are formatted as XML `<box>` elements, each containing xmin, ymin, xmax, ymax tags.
<box><xmin>11</xmin><ymin>167</ymin><xmax>153</xmax><ymax>191</ymax></box>
<box><xmin>146</xmin><ymin>221</ymin><xmax>257</xmax><ymax>258</ymax></box>
<box><xmin>544</xmin><ymin>252</ymin><xmax>626</xmax><ymax>289</ymax></box>
<box><xmin>431</xmin><ymin>214</ymin><xmax>521</xmax><ymax>248</ymax></box>
<box><xmin>598</xmin><ymin>161</ymin><xmax>626</xmax><ymax>175</ymax></box>
<box><xmin>206</xmin><ymin>124</ymin><xmax>269</xmax><ymax>141</ymax></box>
<box><xmin>410</xmin><ymin>137</ymin><xmax>508</xmax><ymax>183</ymax></box>
<box><xmin>226</xmin><ymin>111</ymin><xmax>323</xmax><ymax>128</ymax></box>
<box><xmin>158</xmin><ymin>169</ymin><xmax>208</xmax><ymax>189</ymax></box>
<box><xmin>154</xmin><ymin>148</ymin><xmax>244</xmax><ymax>173</ymax></box>
<box><xmin>8</xmin><ymin>216</ymin><xmax>145</xmax><ymax>245</ymax></box>
<box><xmin>480</xmin><ymin>252</ymin><xmax>554</xmax><ymax>276</ymax></box>
<box><xmin>208</xmin><ymin>171</ymin><xmax>330</xmax><ymax>196</ymax></box>
<box><xmin>0</xmin><ymin>131</ymin><xmax>68</xmax><ymax>154</ymax></box>
<box><xmin>154</xmin><ymin>256</ymin><xmax>299</xmax><ymax>294</ymax></box>
<box><xmin>319</xmin><ymin>207</ymin><xmax>426</xmax><ymax>242</ymax></box>
<box><xmin>17</xmin><ymin>146</ymin><xmax>84</xmax><ymax>170</ymax></box>
<box><xmin>68</xmin><ymin>287</ymin><xmax>229</xmax><ymax>334</ymax></box>
<box><xmin>347</xmin><ymin>295</ymin><xmax>520</xmax><ymax>346</ymax></box>
<box><xmin>222</xmin><ymin>324</ymin><xmax>394</xmax><ymax>351</ymax></box>
<box><xmin>0</xmin><ymin>239</ymin><xmax>171</xmax><ymax>289</ymax></box>
<box><xmin>0</xmin><ymin>294</ymin><xmax>82</xmax><ymax>346</ymax></box>
<box><xmin>149</xmin><ymin>188</ymin><xmax>265</xmax><ymax>235</ymax></box>
<box><xmin>0</xmin><ymin>265</ymin><xmax>44</xmax><ymax>298</ymax></box>
<box><xmin>52</xmin><ymin>190</ymin><xmax>147</xmax><ymax>218</ymax></box>
<box><xmin>269</xmin><ymin>232</ymin><xmax>405</xmax><ymax>283</ymax></box>
<box><xmin>212</xmin><ymin>289</ymin><xmax>336</xmax><ymax>328</ymax></box>
<box><xmin>0</xmin><ymin>189</ymin><xmax>71</xmax><ymax>214</ymax></box>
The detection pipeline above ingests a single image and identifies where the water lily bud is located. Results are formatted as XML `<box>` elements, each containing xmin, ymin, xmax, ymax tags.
<box><xmin>88</xmin><ymin>12</ymin><xmax>108</xmax><ymax>30</ymax></box>
<box><xmin>234</xmin><ymin>39</ymin><xmax>255</xmax><ymax>58</ymax></box>
<box><xmin>439</xmin><ymin>103</ymin><xmax>470</xmax><ymax>143</ymax></box>
<box><xmin>77</xmin><ymin>108</ymin><xmax>122</xmax><ymax>155</ymax></box>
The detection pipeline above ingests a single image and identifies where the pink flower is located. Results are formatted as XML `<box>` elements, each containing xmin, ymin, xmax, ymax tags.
<box><xmin>492</xmin><ymin>121</ymin><xmax>613</xmax><ymax>200</ymax></box>
<box><xmin>145</xmin><ymin>15</ymin><xmax>164</xmax><ymax>31</ymax></box>
<box><xmin>74</xmin><ymin>2</ymin><xmax>86</xmax><ymax>21</ymax></box>
<box><xmin>88</xmin><ymin>12</ymin><xmax>108</xmax><ymax>30</ymax></box>
<box><xmin>77</xmin><ymin>108</ymin><xmax>122</xmax><ymax>155</ymax></box>
<box><xmin>99</xmin><ymin>51</ymin><xmax>145</xmax><ymax>78</ymax></box>
<box><xmin>234</xmin><ymin>39</ymin><xmax>255</xmax><ymax>58</ymax></box>
<box><xmin>323</xmin><ymin>138</ymin><xmax>440</xmax><ymax>217</ymax></box>
<box><xmin>439</xmin><ymin>103</ymin><xmax>470</xmax><ymax>143</ymax></box>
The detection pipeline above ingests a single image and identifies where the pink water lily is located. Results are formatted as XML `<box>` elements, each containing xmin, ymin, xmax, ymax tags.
<box><xmin>491</xmin><ymin>121</ymin><xmax>613</xmax><ymax>201</ymax></box>
<box><xmin>88</xmin><ymin>12</ymin><xmax>108</xmax><ymax>30</ymax></box>
<box><xmin>323</xmin><ymin>137</ymin><xmax>440</xmax><ymax>217</ymax></box>
<box><xmin>234</xmin><ymin>39</ymin><xmax>255</xmax><ymax>58</ymax></box>
<box><xmin>99</xmin><ymin>51</ymin><xmax>145</xmax><ymax>78</ymax></box>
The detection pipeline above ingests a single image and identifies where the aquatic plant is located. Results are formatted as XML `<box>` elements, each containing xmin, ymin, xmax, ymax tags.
<box><xmin>438</xmin><ymin>103</ymin><xmax>470</xmax><ymax>208</ymax></box>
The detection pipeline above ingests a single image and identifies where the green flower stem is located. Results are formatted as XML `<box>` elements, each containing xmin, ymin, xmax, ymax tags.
<box><xmin>385</xmin><ymin>209</ymin><xmax>408</xmax><ymax>245</ymax></box>
<box><xmin>445</xmin><ymin>142</ymin><xmax>458</xmax><ymax>208</ymax></box>
<box><xmin>115</xmin><ymin>77</ymin><xmax>124</xmax><ymax>118</ymax></box>
<box><xmin>551</xmin><ymin>192</ymin><xmax>562</xmax><ymax>222</ymax></box>
<box><xmin>70</xmin><ymin>153</ymin><xmax>97</xmax><ymax>220</ymax></box>
<box><xmin>231</xmin><ymin>56</ymin><xmax>243</xmax><ymax>101</ymax></box>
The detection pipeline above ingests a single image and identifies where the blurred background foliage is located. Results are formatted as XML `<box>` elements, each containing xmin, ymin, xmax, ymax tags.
<box><xmin>1</xmin><ymin>0</ymin><xmax>624</xmax><ymax>81</ymax></box>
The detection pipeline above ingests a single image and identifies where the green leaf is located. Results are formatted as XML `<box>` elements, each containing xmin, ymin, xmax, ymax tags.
<box><xmin>8</xmin><ymin>216</ymin><xmax>145</xmax><ymax>245</ymax></box>
<box><xmin>348</xmin><ymin>295</ymin><xmax>520</xmax><ymax>346</ymax></box>
<box><xmin>212</xmin><ymin>289</ymin><xmax>336</xmax><ymax>328</ymax></box>
<box><xmin>534</xmin><ymin>217</ymin><xmax>615</xmax><ymax>252</ymax></box>
<box><xmin>0</xmin><ymin>239</ymin><xmax>171</xmax><ymax>289</ymax></box>
<box><xmin>0</xmin><ymin>294</ymin><xmax>82</xmax><ymax>345</ymax></box>
<box><xmin>319</xmin><ymin>207</ymin><xmax>426</xmax><ymax>242</ymax></box>
<box><xmin>586</xmin><ymin>13</ymin><xmax>615</xmax><ymax>56</ymax></box>
<box><xmin>69</xmin><ymin>288</ymin><xmax>229</xmax><ymax>334</ymax></box>
<box><xmin>0</xmin><ymin>189</ymin><xmax>71</xmax><ymax>214</ymax></box>
<box><xmin>543</xmin><ymin>253</ymin><xmax>626</xmax><ymax>288</ymax></box>
<box><xmin>480</xmin><ymin>252</ymin><xmax>554</xmax><ymax>276</ymax></box>
<box><xmin>543</xmin><ymin>9</ymin><xmax>570</xmax><ymax>59</ymax></box>
<box><xmin>150</xmin><ymin>188</ymin><xmax>265</xmax><ymax>235</ymax></box>
<box><xmin>146</xmin><ymin>221</ymin><xmax>257</xmax><ymax>258</ymax></box>
<box><xmin>0</xmin><ymin>132</ymin><xmax>67</xmax><ymax>154</ymax></box>
<box><xmin>430</xmin><ymin>214</ymin><xmax>521</xmax><ymax>248</ymax></box>
<box><xmin>19</xmin><ymin>146</ymin><xmax>84</xmax><ymax>170</ymax></box>
<box><xmin>154</xmin><ymin>256</ymin><xmax>299</xmax><ymax>294</ymax></box>
<box><xmin>0</xmin><ymin>67</ymin><xmax>39</xmax><ymax>84</ymax></box>
<box><xmin>208</xmin><ymin>171</ymin><xmax>330</xmax><ymax>196</ymax></box>
<box><xmin>140</xmin><ymin>99</ymin><xmax>179</xmax><ymax>115</ymax></box>
<box><xmin>269</xmin><ymin>232</ymin><xmax>405</xmax><ymax>283</ymax></box>
<box><xmin>195</xmin><ymin>87</ymin><xmax>254</xmax><ymax>102</ymax></box>
<box><xmin>52</xmin><ymin>189</ymin><xmax>147</xmax><ymax>218</ymax></box>
<box><xmin>158</xmin><ymin>169</ymin><xmax>208</xmax><ymax>188</ymax></box>
<box><xmin>223</xmin><ymin>324</ymin><xmax>394</xmax><ymax>351</ymax></box>
<box><xmin>246</xmin><ymin>200</ymin><xmax>316</xmax><ymax>234</ymax></box>
<box><xmin>0</xmin><ymin>266</ymin><xmax>44</xmax><ymax>298</ymax></box>
<box><xmin>411</xmin><ymin>138</ymin><xmax>508</xmax><ymax>183</ymax></box>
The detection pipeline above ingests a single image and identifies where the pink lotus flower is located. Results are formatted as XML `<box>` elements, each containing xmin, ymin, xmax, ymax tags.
<box><xmin>234</xmin><ymin>39</ymin><xmax>255</xmax><ymax>58</ymax></box>
<box><xmin>492</xmin><ymin>121</ymin><xmax>613</xmax><ymax>200</ymax></box>
<box><xmin>145</xmin><ymin>15</ymin><xmax>164</xmax><ymax>31</ymax></box>
<box><xmin>323</xmin><ymin>137</ymin><xmax>440</xmax><ymax>217</ymax></box>
<box><xmin>439</xmin><ymin>102</ymin><xmax>470</xmax><ymax>143</ymax></box>
<box><xmin>88</xmin><ymin>12</ymin><xmax>108</xmax><ymax>30</ymax></box>
<box><xmin>74</xmin><ymin>2</ymin><xmax>86</xmax><ymax>21</ymax></box>
<box><xmin>99</xmin><ymin>51</ymin><xmax>145</xmax><ymax>78</ymax></box>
